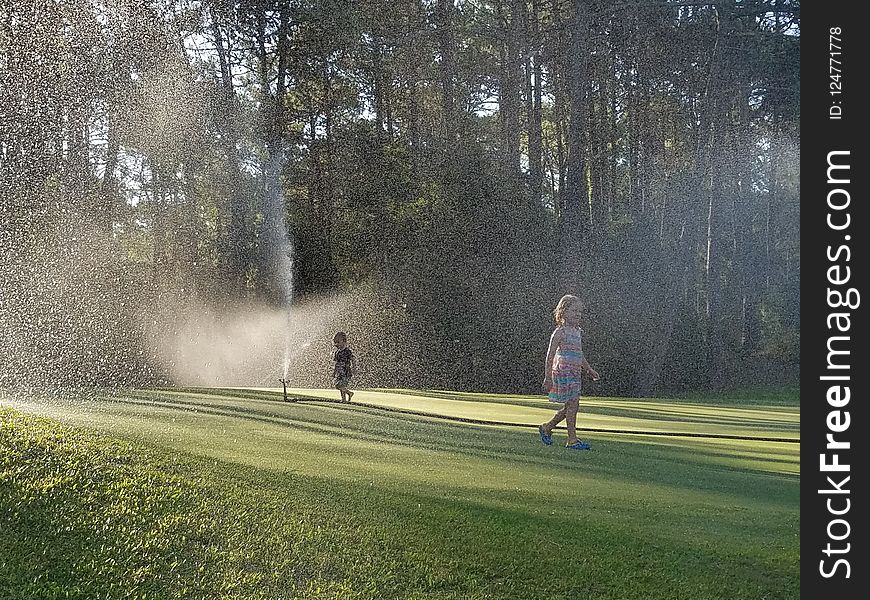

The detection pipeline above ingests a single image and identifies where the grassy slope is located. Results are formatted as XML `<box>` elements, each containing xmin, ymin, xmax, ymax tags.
<box><xmin>1</xmin><ymin>389</ymin><xmax>799</xmax><ymax>599</ymax></box>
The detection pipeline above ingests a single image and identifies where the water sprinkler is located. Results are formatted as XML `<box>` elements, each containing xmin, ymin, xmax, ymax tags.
<box><xmin>278</xmin><ymin>378</ymin><xmax>291</xmax><ymax>402</ymax></box>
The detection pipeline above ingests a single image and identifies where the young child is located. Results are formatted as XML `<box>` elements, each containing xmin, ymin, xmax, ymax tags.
<box><xmin>539</xmin><ymin>294</ymin><xmax>600</xmax><ymax>450</ymax></box>
<box><xmin>331</xmin><ymin>331</ymin><xmax>357</xmax><ymax>402</ymax></box>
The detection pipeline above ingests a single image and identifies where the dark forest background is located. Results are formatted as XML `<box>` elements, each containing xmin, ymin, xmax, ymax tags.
<box><xmin>0</xmin><ymin>0</ymin><xmax>799</xmax><ymax>396</ymax></box>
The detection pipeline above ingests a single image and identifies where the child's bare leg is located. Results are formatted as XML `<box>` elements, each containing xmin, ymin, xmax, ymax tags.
<box><xmin>542</xmin><ymin>405</ymin><xmax>567</xmax><ymax>435</ymax></box>
<box><xmin>346</xmin><ymin>389</ymin><xmax>354</xmax><ymax>401</ymax></box>
<box><xmin>564</xmin><ymin>398</ymin><xmax>580</xmax><ymax>444</ymax></box>
<box><xmin>338</xmin><ymin>388</ymin><xmax>347</xmax><ymax>402</ymax></box>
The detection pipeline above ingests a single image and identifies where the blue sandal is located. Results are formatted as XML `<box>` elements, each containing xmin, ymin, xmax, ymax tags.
<box><xmin>566</xmin><ymin>440</ymin><xmax>591</xmax><ymax>450</ymax></box>
<box><xmin>538</xmin><ymin>425</ymin><xmax>553</xmax><ymax>446</ymax></box>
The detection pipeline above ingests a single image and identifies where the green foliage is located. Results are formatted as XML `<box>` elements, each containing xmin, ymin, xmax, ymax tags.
<box><xmin>0</xmin><ymin>0</ymin><xmax>801</xmax><ymax>395</ymax></box>
<box><xmin>759</xmin><ymin>290</ymin><xmax>800</xmax><ymax>364</ymax></box>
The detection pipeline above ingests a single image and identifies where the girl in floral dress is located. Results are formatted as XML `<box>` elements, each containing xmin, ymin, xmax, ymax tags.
<box><xmin>539</xmin><ymin>294</ymin><xmax>600</xmax><ymax>450</ymax></box>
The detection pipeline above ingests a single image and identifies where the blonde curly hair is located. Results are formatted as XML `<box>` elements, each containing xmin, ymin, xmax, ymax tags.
<box><xmin>553</xmin><ymin>294</ymin><xmax>582</xmax><ymax>325</ymax></box>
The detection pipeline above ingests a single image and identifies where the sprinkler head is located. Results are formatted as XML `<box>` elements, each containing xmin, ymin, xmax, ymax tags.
<box><xmin>278</xmin><ymin>378</ymin><xmax>290</xmax><ymax>402</ymax></box>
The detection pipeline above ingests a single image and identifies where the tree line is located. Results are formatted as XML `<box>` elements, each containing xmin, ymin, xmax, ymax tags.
<box><xmin>0</xmin><ymin>0</ymin><xmax>800</xmax><ymax>394</ymax></box>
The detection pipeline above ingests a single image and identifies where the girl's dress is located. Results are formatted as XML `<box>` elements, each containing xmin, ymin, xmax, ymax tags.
<box><xmin>548</xmin><ymin>326</ymin><xmax>584</xmax><ymax>403</ymax></box>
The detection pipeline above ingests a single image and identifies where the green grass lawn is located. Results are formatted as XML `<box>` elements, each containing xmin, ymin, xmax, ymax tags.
<box><xmin>1</xmin><ymin>388</ymin><xmax>799</xmax><ymax>599</ymax></box>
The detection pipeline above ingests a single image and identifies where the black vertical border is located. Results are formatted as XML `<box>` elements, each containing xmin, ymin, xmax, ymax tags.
<box><xmin>801</xmin><ymin>3</ymin><xmax>866</xmax><ymax>597</ymax></box>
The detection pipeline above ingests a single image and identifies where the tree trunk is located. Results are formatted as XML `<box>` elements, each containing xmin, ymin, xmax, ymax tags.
<box><xmin>99</xmin><ymin>109</ymin><xmax>120</xmax><ymax>234</ymax></box>
<box><xmin>608</xmin><ymin>77</ymin><xmax>617</xmax><ymax>229</ymax></box>
<box><xmin>526</xmin><ymin>0</ymin><xmax>543</xmax><ymax>205</ymax></box>
<box><xmin>498</xmin><ymin>0</ymin><xmax>523</xmax><ymax>186</ymax></box>
<box><xmin>406</xmin><ymin>1</ymin><xmax>425</xmax><ymax>197</ymax></box>
<box><xmin>434</xmin><ymin>0</ymin><xmax>457</xmax><ymax>139</ymax></box>
<box><xmin>558</xmin><ymin>1</ymin><xmax>590</xmax><ymax>287</ymax></box>
<box><xmin>634</xmin><ymin>220</ymin><xmax>696</xmax><ymax>396</ymax></box>
<box><xmin>372</xmin><ymin>40</ymin><xmax>387</xmax><ymax>140</ymax></box>
<box><xmin>211</xmin><ymin>13</ymin><xmax>245</xmax><ymax>299</ymax></box>
<box><xmin>589</xmin><ymin>66</ymin><xmax>607</xmax><ymax>242</ymax></box>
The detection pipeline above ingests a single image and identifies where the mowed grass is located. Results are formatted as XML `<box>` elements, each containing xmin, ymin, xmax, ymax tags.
<box><xmin>1</xmin><ymin>388</ymin><xmax>799</xmax><ymax>599</ymax></box>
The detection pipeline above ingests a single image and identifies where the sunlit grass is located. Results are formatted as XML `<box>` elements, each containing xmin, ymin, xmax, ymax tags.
<box><xmin>1</xmin><ymin>388</ymin><xmax>799</xmax><ymax>599</ymax></box>
<box><xmin>251</xmin><ymin>387</ymin><xmax>799</xmax><ymax>440</ymax></box>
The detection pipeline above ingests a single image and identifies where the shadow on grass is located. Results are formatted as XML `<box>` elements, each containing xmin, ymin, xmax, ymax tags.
<box><xmin>2</xmin><ymin>405</ymin><xmax>800</xmax><ymax>600</ymax></box>
<box><xmin>109</xmin><ymin>390</ymin><xmax>798</xmax><ymax>504</ymax></box>
<box><xmin>146</xmin><ymin>387</ymin><xmax>799</xmax><ymax>442</ymax></box>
